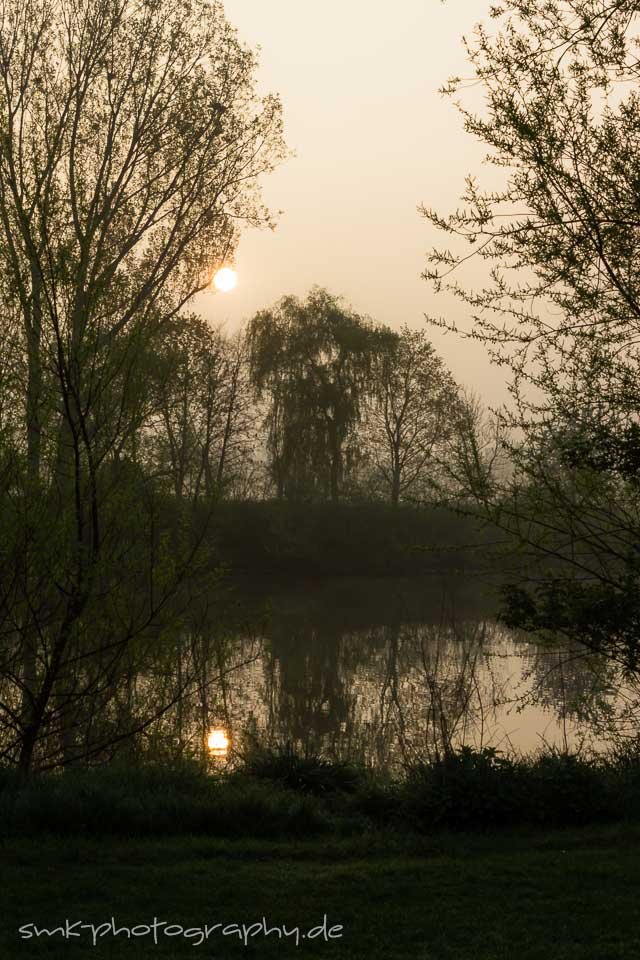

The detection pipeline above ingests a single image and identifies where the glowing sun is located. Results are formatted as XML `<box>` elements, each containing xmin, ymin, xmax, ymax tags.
<box><xmin>213</xmin><ymin>267</ymin><xmax>237</xmax><ymax>293</ymax></box>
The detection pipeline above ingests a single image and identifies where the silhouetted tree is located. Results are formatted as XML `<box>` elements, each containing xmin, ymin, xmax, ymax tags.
<box><xmin>247</xmin><ymin>288</ymin><xmax>393</xmax><ymax>502</ymax></box>
<box><xmin>424</xmin><ymin>0</ymin><xmax>640</xmax><ymax>673</ymax></box>
<box><xmin>363</xmin><ymin>326</ymin><xmax>460</xmax><ymax>504</ymax></box>
<box><xmin>148</xmin><ymin>318</ymin><xmax>258</xmax><ymax>504</ymax></box>
<box><xmin>0</xmin><ymin>0</ymin><xmax>285</xmax><ymax>775</ymax></box>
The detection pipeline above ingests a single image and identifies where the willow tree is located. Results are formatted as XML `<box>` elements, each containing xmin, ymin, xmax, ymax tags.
<box><xmin>423</xmin><ymin>1</ymin><xmax>640</xmax><ymax>673</ymax></box>
<box><xmin>0</xmin><ymin>0</ymin><xmax>285</xmax><ymax>774</ymax></box>
<box><xmin>248</xmin><ymin>288</ymin><xmax>391</xmax><ymax>502</ymax></box>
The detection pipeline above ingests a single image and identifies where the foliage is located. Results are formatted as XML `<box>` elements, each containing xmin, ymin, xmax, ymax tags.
<box><xmin>247</xmin><ymin>288</ymin><xmax>395</xmax><ymax>502</ymax></box>
<box><xmin>2</xmin><ymin>745</ymin><xmax>640</xmax><ymax>838</ymax></box>
<box><xmin>423</xmin><ymin>0</ymin><xmax>640</xmax><ymax>670</ymax></box>
<box><xmin>362</xmin><ymin>325</ymin><xmax>461</xmax><ymax>504</ymax></box>
<box><xmin>206</xmin><ymin>500</ymin><xmax>492</xmax><ymax>575</ymax></box>
<box><xmin>399</xmin><ymin>747</ymin><xmax>620</xmax><ymax>831</ymax></box>
<box><xmin>0</xmin><ymin>762</ymin><xmax>329</xmax><ymax>838</ymax></box>
<box><xmin>236</xmin><ymin>742</ymin><xmax>364</xmax><ymax>796</ymax></box>
<box><xmin>0</xmin><ymin>0</ymin><xmax>285</xmax><ymax>776</ymax></box>
<box><xmin>147</xmin><ymin>316</ymin><xmax>258</xmax><ymax>502</ymax></box>
<box><xmin>400</xmin><ymin>747</ymin><xmax>523</xmax><ymax>830</ymax></box>
<box><xmin>501</xmin><ymin>574</ymin><xmax>640</xmax><ymax>674</ymax></box>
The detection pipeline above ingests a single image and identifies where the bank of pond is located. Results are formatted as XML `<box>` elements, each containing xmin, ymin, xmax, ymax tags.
<box><xmin>205</xmin><ymin>500</ymin><xmax>501</xmax><ymax>576</ymax></box>
<box><xmin>3</xmin><ymin>744</ymin><xmax>640</xmax><ymax>838</ymax></box>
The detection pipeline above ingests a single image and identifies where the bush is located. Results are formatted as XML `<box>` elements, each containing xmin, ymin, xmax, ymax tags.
<box><xmin>0</xmin><ymin>761</ymin><xmax>330</xmax><ymax>839</ymax></box>
<box><xmin>399</xmin><ymin>747</ymin><xmax>524</xmax><ymax>831</ymax></box>
<box><xmin>344</xmin><ymin>779</ymin><xmax>400</xmax><ymax>826</ymax></box>
<box><xmin>398</xmin><ymin>747</ymin><xmax>627</xmax><ymax>832</ymax></box>
<box><xmin>237</xmin><ymin>742</ymin><xmax>365</xmax><ymax>797</ymax></box>
<box><xmin>2</xmin><ymin>744</ymin><xmax>640</xmax><ymax>838</ymax></box>
<box><xmin>525</xmin><ymin>751</ymin><xmax>620</xmax><ymax>826</ymax></box>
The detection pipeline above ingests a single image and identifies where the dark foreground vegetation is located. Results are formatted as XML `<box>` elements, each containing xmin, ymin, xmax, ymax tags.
<box><xmin>3</xmin><ymin>745</ymin><xmax>640</xmax><ymax>839</ymax></box>
<box><xmin>4</xmin><ymin>749</ymin><xmax>640</xmax><ymax>959</ymax></box>
<box><xmin>4</xmin><ymin>747</ymin><xmax>640</xmax><ymax>958</ymax></box>
<box><xmin>2</xmin><ymin>826</ymin><xmax>640</xmax><ymax>959</ymax></box>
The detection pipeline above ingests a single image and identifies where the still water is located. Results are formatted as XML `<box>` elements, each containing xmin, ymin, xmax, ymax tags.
<box><xmin>169</xmin><ymin>575</ymin><xmax>634</xmax><ymax>771</ymax></box>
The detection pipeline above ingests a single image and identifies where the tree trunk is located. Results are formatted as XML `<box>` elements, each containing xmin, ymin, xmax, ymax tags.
<box><xmin>17</xmin><ymin>725</ymin><xmax>38</xmax><ymax>782</ymax></box>
<box><xmin>390</xmin><ymin>472</ymin><xmax>400</xmax><ymax>506</ymax></box>
<box><xmin>20</xmin><ymin>264</ymin><xmax>43</xmax><ymax>761</ymax></box>
<box><xmin>328</xmin><ymin>425</ymin><xmax>342</xmax><ymax>503</ymax></box>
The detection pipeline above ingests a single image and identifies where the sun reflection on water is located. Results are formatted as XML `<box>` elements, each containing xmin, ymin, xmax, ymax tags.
<box><xmin>207</xmin><ymin>727</ymin><xmax>230</xmax><ymax>759</ymax></box>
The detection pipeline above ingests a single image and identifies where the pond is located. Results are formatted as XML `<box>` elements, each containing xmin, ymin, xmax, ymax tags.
<box><xmin>161</xmin><ymin>574</ymin><xmax>630</xmax><ymax>771</ymax></box>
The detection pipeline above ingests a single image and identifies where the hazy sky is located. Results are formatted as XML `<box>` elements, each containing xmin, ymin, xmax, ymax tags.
<box><xmin>195</xmin><ymin>1</ymin><xmax>505</xmax><ymax>404</ymax></box>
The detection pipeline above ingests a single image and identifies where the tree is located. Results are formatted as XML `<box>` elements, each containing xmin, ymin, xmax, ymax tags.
<box><xmin>439</xmin><ymin>390</ymin><xmax>508</xmax><ymax>506</ymax></box>
<box><xmin>148</xmin><ymin>317</ymin><xmax>258</xmax><ymax>504</ymax></box>
<box><xmin>0</xmin><ymin>0</ymin><xmax>285</xmax><ymax>775</ymax></box>
<box><xmin>422</xmin><ymin>1</ymin><xmax>640</xmax><ymax>674</ymax></box>
<box><xmin>247</xmin><ymin>288</ymin><xmax>392</xmax><ymax>502</ymax></box>
<box><xmin>363</xmin><ymin>326</ymin><xmax>460</xmax><ymax>505</ymax></box>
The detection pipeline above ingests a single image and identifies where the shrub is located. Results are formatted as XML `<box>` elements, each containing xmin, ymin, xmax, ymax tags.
<box><xmin>0</xmin><ymin>761</ymin><xmax>330</xmax><ymax>838</ymax></box>
<box><xmin>525</xmin><ymin>751</ymin><xmax>620</xmax><ymax>826</ymax></box>
<box><xmin>2</xmin><ymin>744</ymin><xmax>639</xmax><ymax>838</ymax></box>
<box><xmin>399</xmin><ymin>747</ymin><xmax>524</xmax><ymax>831</ymax></box>
<box><xmin>237</xmin><ymin>742</ymin><xmax>364</xmax><ymax>797</ymax></box>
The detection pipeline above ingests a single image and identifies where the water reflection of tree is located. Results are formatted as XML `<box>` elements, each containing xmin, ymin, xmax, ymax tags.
<box><xmin>507</xmin><ymin>639</ymin><xmax>620</xmax><ymax>750</ymax></box>
<box><xmin>517</xmin><ymin>640</ymin><xmax>640</xmax><ymax>750</ymax></box>
<box><xmin>358</xmin><ymin>620</ymin><xmax>506</xmax><ymax>768</ymax></box>
<box><xmin>10</xmin><ymin>570</ymin><xmax>628</xmax><ymax>769</ymax></box>
<box><xmin>63</xmin><ymin>628</ymin><xmax>262</xmax><ymax>767</ymax></box>
<box><xmin>225</xmin><ymin>613</ymin><xmax>508</xmax><ymax>771</ymax></box>
<box><xmin>254</xmin><ymin>626</ymin><xmax>356</xmax><ymax>758</ymax></box>
<box><xmin>52</xmin><ymin>589</ymin><xmax>266</xmax><ymax>768</ymax></box>
<box><xmin>162</xmin><ymin>584</ymin><xmax>634</xmax><ymax>770</ymax></box>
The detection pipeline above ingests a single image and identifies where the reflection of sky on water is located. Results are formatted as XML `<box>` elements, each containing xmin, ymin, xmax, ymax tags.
<box><xmin>192</xmin><ymin>578</ymin><xmax>630</xmax><ymax>769</ymax></box>
<box><xmin>9</xmin><ymin>577</ymin><xmax>626</xmax><ymax>772</ymax></box>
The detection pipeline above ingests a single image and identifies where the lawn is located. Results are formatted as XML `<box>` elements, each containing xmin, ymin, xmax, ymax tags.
<box><xmin>3</xmin><ymin>825</ymin><xmax>640</xmax><ymax>959</ymax></box>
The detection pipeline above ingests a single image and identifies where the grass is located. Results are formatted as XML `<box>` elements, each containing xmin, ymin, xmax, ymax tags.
<box><xmin>4</xmin><ymin>750</ymin><xmax>640</xmax><ymax>957</ymax></box>
<box><xmin>0</xmin><ymin>761</ymin><xmax>334</xmax><ymax>839</ymax></box>
<box><xmin>3</xmin><ymin>825</ymin><xmax>640</xmax><ymax>958</ymax></box>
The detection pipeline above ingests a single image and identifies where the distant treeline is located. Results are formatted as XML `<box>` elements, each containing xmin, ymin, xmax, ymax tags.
<box><xmin>87</xmin><ymin>286</ymin><xmax>502</xmax><ymax>510</ymax></box>
<box><xmin>205</xmin><ymin>500</ymin><xmax>499</xmax><ymax>577</ymax></box>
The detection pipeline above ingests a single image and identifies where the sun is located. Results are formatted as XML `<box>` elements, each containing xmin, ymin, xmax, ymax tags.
<box><xmin>213</xmin><ymin>266</ymin><xmax>238</xmax><ymax>293</ymax></box>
